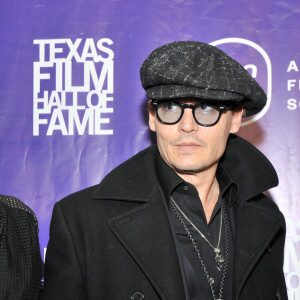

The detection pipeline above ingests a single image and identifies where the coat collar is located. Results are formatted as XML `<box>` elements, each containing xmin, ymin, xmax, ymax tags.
<box><xmin>92</xmin><ymin>134</ymin><xmax>278</xmax><ymax>203</ymax></box>
<box><xmin>92</xmin><ymin>145</ymin><xmax>159</xmax><ymax>201</ymax></box>
<box><xmin>219</xmin><ymin>134</ymin><xmax>278</xmax><ymax>203</ymax></box>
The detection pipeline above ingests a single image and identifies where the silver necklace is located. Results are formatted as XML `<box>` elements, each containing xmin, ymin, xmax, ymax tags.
<box><xmin>170</xmin><ymin>197</ymin><xmax>224</xmax><ymax>270</ymax></box>
<box><xmin>170</xmin><ymin>197</ymin><xmax>229</xmax><ymax>300</ymax></box>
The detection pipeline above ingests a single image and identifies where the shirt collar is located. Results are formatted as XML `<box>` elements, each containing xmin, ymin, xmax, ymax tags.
<box><xmin>154</xmin><ymin>150</ymin><xmax>184</xmax><ymax>203</ymax></box>
<box><xmin>216</xmin><ymin>165</ymin><xmax>239</xmax><ymax>208</ymax></box>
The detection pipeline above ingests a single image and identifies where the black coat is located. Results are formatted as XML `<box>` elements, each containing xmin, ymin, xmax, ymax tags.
<box><xmin>43</xmin><ymin>135</ymin><xmax>287</xmax><ymax>300</ymax></box>
<box><xmin>0</xmin><ymin>195</ymin><xmax>43</xmax><ymax>300</ymax></box>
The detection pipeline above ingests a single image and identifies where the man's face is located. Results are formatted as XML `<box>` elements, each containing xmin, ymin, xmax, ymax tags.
<box><xmin>149</xmin><ymin>99</ymin><xmax>243</xmax><ymax>174</ymax></box>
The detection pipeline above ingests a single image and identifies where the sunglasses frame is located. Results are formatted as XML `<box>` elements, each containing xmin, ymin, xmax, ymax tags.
<box><xmin>151</xmin><ymin>100</ymin><xmax>235</xmax><ymax>127</ymax></box>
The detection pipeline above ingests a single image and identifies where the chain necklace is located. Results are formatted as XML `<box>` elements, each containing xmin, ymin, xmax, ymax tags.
<box><xmin>170</xmin><ymin>197</ymin><xmax>229</xmax><ymax>300</ymax></box>
<box><xmin>170</xmin><ymin>196</ymin><xmax>224</xmax><ymax>270</ymax></box>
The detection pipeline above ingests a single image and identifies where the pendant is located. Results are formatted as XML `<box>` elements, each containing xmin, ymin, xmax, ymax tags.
<box><xmin>214</xmin><ymin>248</ymin><xmax>224</xmax><ymax>271</ymax></box>
<box><xmin>215</xmin><ymin>253</ymin><xmax>224</xmax><ymax>263</ymax></box>
<box><xmin>215</xmin><ymin>253</ymin><xmax>224</xmax><ymax>271</ymax></box>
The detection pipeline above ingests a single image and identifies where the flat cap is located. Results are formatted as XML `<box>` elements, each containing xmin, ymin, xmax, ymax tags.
<box><xmin>140</xmin><ymin>41</ymin><xmax>266</xmax><ymax>117</ymax></box>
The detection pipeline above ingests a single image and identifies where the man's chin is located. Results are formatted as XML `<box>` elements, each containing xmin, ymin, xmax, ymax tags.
<box><xmin>173</xmin><ymin>164</ymin><xmax>208</xmax><ymax>175</ymax></box>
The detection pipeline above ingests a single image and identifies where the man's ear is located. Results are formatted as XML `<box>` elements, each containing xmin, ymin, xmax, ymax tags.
<box><xmin>148</xmin><ymin>100</ymin><xmax>156</xmax><ymax>132</ymax></box>
<box><xmin>230</xmin><ymin>107</ymin><xmax>244</xmax><ymax>134</ymax></box>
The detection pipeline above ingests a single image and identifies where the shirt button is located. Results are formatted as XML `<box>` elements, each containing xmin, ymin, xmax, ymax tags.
<box><xmin>131</xmin><ymin>291</ymin><xmax>144</xmax><ymax>300</ymax></box>
<box><xmin>183</xmin><ymin>185</ymin><xmax>189</xmax><ymax>191</ymax></box>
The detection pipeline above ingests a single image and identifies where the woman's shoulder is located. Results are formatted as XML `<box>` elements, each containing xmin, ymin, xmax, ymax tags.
<box><xmin>0</xmin><ymin>194</ymin><xmax>38</xmax><ymax>226</ymax></box>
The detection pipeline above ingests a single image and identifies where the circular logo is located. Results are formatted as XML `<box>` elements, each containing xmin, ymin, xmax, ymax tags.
<box><xmin>210</xmin><ymin>38</ymin><xmax>272</xmax><ymax>126</ymax></box>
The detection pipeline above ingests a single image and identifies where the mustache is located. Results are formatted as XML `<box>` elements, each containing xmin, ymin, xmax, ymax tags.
<box><xmin>170</xmin><ymin>134</ymin><xmax>208</xmax><ymax>147</ymax></box>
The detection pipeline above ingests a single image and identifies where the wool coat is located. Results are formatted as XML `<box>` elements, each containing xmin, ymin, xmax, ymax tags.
<box><xmin>43</xmin><ymin>135</ymin><xmax>287</xmax><ymax>300</ymax></box>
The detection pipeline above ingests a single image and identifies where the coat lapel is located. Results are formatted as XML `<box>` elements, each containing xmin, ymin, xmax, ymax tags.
<box><xmin>108</xmin><ymin>195</ymin><xmax>186</xmax><ymax>300</ymax></box>
<box><xmin>233</xmin><ymin>202</ymin><xmax>282</xmax><ymax>299</ymax></box>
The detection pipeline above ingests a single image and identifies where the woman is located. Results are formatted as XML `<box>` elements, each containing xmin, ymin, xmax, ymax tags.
<box><xmin>0</xmin><ymin>195</ymin><xmax>43</xmax><ymax>299</ymax></box>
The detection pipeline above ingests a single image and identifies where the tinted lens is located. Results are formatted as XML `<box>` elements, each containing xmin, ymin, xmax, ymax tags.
<box><xmin>194</xmin><ymin>104</ymin><xmax>220</xmax><ymax>125</ymax></box>
<box><xmin>157</xmin><ymin>102</ymin><xmax>182</xmax><ymax>123</ymax></box>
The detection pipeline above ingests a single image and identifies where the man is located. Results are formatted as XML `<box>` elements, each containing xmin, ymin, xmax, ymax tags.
<box><xmin>43</xmin><ymin>41</ymin><xmax>287</xmax><ymax>299</ymax></box>
<box><xmin>0</xmin><ymin>195</ymin><xmax>43</xmax><ymax>299</ymax></box>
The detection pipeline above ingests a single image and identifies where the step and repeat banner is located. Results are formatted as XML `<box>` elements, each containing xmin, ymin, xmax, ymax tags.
<box><xmin>0</xmin><ymin>1</ymin><xmax>299</xmax><ymax>298</ymax></box>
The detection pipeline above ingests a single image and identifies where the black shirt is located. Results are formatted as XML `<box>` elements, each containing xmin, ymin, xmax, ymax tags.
<box><xmin>155</xmin><ymin>151</ymin><xmax>238</xmax><ymax>300</ymax></box>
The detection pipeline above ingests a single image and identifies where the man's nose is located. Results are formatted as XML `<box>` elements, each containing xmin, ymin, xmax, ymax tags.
<box><xmin>178</xmin><ymin>108</ymin><xmax>199</xmax><ymax>132</ymax></box>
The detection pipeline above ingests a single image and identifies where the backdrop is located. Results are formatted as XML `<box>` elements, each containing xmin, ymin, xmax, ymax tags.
<box><xmin>0</xmin><ymin>1</ymin><xmax>299</xmax><ymax>298</ymax></box>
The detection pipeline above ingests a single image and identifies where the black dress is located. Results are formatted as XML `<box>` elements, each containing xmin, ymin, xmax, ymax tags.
<box><xmin>0</xmin><ymin>195</ymin><xmax>43</xmax><ymax>300</ymax></box>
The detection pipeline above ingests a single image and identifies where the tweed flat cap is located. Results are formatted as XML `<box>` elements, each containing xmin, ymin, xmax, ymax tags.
<box><xmin>140</xmin><ymin>41</ymin><xmax>267</xmax><ymax>117</ymax></box>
